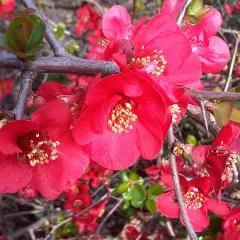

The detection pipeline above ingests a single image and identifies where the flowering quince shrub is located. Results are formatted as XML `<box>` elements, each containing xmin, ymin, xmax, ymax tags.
<box><xmin>1</xmin><ymin>0</ymin><xmax>240</xmax><ymax>239</ymax></box>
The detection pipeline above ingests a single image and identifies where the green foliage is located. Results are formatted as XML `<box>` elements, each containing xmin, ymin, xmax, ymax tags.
<box><xmin>66</xmin><ymin>40</ymin><xmax>80</xmax><ymax>54</ymax></box>
<box><xmin>186</xmin><ymin>134</ymin><xmax>198</xmax><ymax>146</ymax></box>
<box><xmin>186</xmin><ymin>0</ymin><xmax>210</xmax><ymax>24</ymax></box>
<box><xmin>53</xmin><ymin>23</ymin><xmax>66</xmax><ymax>41</ymax></box>
<box><xmin>0</xmin><ymin>8</ymin><xmax>45</xmax><ymax>61</ymax></box>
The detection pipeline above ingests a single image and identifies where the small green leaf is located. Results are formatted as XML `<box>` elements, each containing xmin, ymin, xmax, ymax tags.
<box><xmin>122</xmin><ymin>188</ymin><xmax>133</xmax><ymax>200</ymax></box>
<box><xmin>54</xmin><ymin>23</ymin><xmax>66</xmax><ymax>41</ymax></box>
<box><xmin>148</xmin><ymin>184</ymin><xmax>163</xmax><ymax>196</ymax></box>
<box><xmin>121</xmin><ymin>200</ymin><xmax>131</xmax><ymax>210</ymax></box>
<box><xmin>131</xmin><ymin>199</ymin><xmax>145</xmax><ymax>208</ymax></box>
<box><xmin>26</xmin><ymin>14</ymin><xmax>46</xmax><ymax>51</ymax></box>
<box><xmin>115</xmin><ymin>182</ymin><xmax>130</xmax><ymax>194</ymax></box>
<box><xmin>213</xmin><ymin>101</ymin><xmax>232</xmax><ymax>127</ymax></box>
<box><xmin>120</xmin><ymin>170</ymin><xmax>130</xmax><ymax>182</ymax></box>
<box><xmin>132</xmin><ymin>184</ymin><xmax>146</xmax><ymax>203</ymax></box>
<box><xmin>128</xmin><ymin>172</ymin><xmax>140</xmax><ymax>181</ymax></box>
<box><xmin>230</xmin><ymin>108</ymin><xmax>240</xmax><ymax>123</ymax></box>
<box><xmin>7</xmin><ymin>17</ymin><xmax>34</xmax><ymax>51</ymax></box>
<box><xmin>186</xmin><ymin>135</ymin><xmax>198</xmax><ymax>146</ymax></box>
<box><xmin>229</xmin><ymin>86</ymin><xmax>240</xmax><ymax>93</ymax></box>
<box><xmin>188</xmin><ymin>0</ymin><xmax>203</xmax><ymax>16</ymax></box>
<box><xmin>146</xmin><ymin>199</ymin><xmax>157</xmax><ymax>213</ymax></box>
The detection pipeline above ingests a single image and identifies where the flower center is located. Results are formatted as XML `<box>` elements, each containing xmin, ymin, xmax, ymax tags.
<box><xmin>169</xmin><ymin>104</ymin><xmax>181</xmax><ymax>123</ymax></box>
<box><xmin>17</xmin><ymin>132</ymin><xmax>60</xmax><ymax>167</ymax></box>
<box><xmin>129</xmin><ymin>49</ymin><xmax>167</xmax><ymax>76</ymax></box>
<box><xmin>221</xmin><ymin>153</ymin><xmax>238</xmax><ymax>184</ymax></box>
<box><xmin>73</xmin><ymin>199</ymin><xmax>83</xmax><ymax>209</ymax></box>
<box><xmin>108</xmin><ymin>101</ymin><xmax>137</xmax><ymax>133</ymax></box>
<box><xmin>183</xmin><ymin>187</ymin><xmax>204</xmax><ymax>209</ymax></box>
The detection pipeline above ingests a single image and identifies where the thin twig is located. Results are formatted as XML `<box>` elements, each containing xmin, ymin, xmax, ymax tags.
<box><xmin>181</xmin><ymin>86</ymin><xmax>240</xmax><ymax>101</ymax></box>
<box><xmin>20</xmin><ymin>0</ymin><xmax>68</xmax><ymax>57</ymax></box>
<box><xmin>187</xmin><ymin>104</ymin><xmax>220</xmax><ymax>137</ymax></box>
<box><xmin>166</xmin><ymin>219</ymin><xmax>176</xmax><ymax>239</ymax></box>
<box><xmin>96</xmin><ymin>198</ymin><xmax>124</xmax><ymax>234</ymax></box>
<box><xmin>224</xmin><ymin>35</ymin><xmax>240</xmax><ymax>92</ymax></box>
<box><xmin>200</xmin><ymin>100</ymin><xmax>209</xmax><ymax>137</ymax></box>
<box><xmin>0</xmin><ymin>53</ymin><xmax>120</xmax><ymax>77</ymax></box>
<box><xmin>168</xmin><ymin>126</ymin><xmax>198</xmax><ymax>240</ymax></box>
<box><xmin>220</xmin><ymin>28</ymin><xmax>240</xmax><ymax>35</ymax></box>
<box><xmin>176</xmin><ymin>0</ymin><xmax>192</xmax><ymax>26</ymax></box>
<box><xmin>14</xmin><ymin>70</ymin><xmax>37</xmax><ymax>119</ymax></box>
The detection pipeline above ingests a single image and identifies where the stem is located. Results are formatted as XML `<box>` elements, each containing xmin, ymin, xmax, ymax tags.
<box><xmin>14</xmin><ymin>70</ymin><xmax>37</xmax><ymax>119</ymax></box>
<box><xmin>182</xmin><ymin>86</ymin><xmax>240</xmax><ymax>101</ymax></box>
<box><xmin>168</xmin><ymin>126</ymin><xmax>198</xmax><ymax>240</ymax></box>
<box><xmin>224</xmin><ymin>35</ymin><xmax>240</xmax><ymax>92</ymax></box>
<box><xmin>176</xmin><ymin>0</ymin><xmax>192</xmax><ymax>26</ymax></box>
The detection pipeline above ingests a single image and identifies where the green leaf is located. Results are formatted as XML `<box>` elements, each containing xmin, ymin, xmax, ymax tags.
<box><xmin>120</xmin><ymin>170</ymin><xmax>130</xmax><ymax>182</ymax></box>
<box><xmin>122</xmin><ymin>188</ymin><xmax>133</xmax><ymax>200</ymax></box>
<box><xmin>26</xmin><ymin>14</ymin><xmax>45</xmax><ymax>51</ymax></box>
<box><xmin>7</xmin><ymin>17</ymin><xmax>34</xmax><ymax>51</ymax></box>
<box><xmin>186</xmin><ymin>135</ymin><xmax>198</xmax><ymax>146</ymax></box>
<box><xmin>230</xmin><ymin>108</ymin><xmax>240</xmax><ymax>123</ymax></box>
<box><xmin>148</xmin><ymin>184</ymin><xmax>163</xmax><ymax>196</ymax></box>
<box><xmin>132</xmin><ymin>184</ymin><xmax>146</xmax><ymax>203</ymax></box>
<box><xmin>213</xmin><ymin>101</ymin><xmax>232</xmax><ymax>127</ymax></box>
<box><xmin>131</xmin><ymin>199</ymin><xmax>145</xmax><ymax>208</ymax></box>
<box><xmin>146</xmin><ymin>199</ymin><xmax>157</xmax><ymax>213</ymax></box>
<box><xmin>229</xmin><ymin>86</ymin><xmax>240</xmax><ymax>93</ymax></box>
<box><xmin>115</xmin><ymin>182</ymin><xmax>130</xmax><ymax>194</ymax></box>
<box><xmin>128</xmin><ymin>172</ymin><xmax>140</xmax><ymax>181</ymax></box>
<box><xmin>121</xmin><ymin>200</ymin><xmax>131</xmax><ymax>210</ymax></box>
<box><xmin>53</xmin><ymin>23</ymin><xmax>66</xmax><ymax>41</ymax></box>
<box><xmin>188</xmin><ymin>0</ymin><xmax>203</xmax><ymax>15</ymax></box>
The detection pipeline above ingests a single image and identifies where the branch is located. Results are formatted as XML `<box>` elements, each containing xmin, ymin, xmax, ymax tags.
<box><xmin>182</xmin><ymin>86</ymin><xmax>240</xmax><ymax>101</ymax></box>
<box><xmin>168</xmin><ymin>126</ymin><xmax>198</xmax><ymax>240</ymax></box>
<box><xmin>224</xmin><ymin>34</ymin><xmax>240</xmax><ymax>92</ymax></box>
<box><xmin>187</xmin><ymin>104</ymin><xmax>220</xmax><ymax>137</ymax></box>
<box><xmin>176</xmin><ymin>0</ymin><xmax>192</xmax><ymax>25</ymax></box>
<box><xmin>96</xmin><ymin>197</ymin><xmax>124</xmax><ymax>234</ymax></box>
<box><xmin>14</xmin><ymin>70</ymin><xmax>37</xmax><ymax>119</ymax></box>
<box><xmin>20</xmin><ymin>0</ymin><xmax>68</xmax><ymax>57</ymax></box>
<box><xmin>0</xmin><ymin>53</ymin><xmax>120</xmax><ymax>76</ymax></box>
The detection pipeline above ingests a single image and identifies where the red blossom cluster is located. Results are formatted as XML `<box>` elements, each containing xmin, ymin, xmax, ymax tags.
<box><xmin>224</xmin><ymin>3</ymin><xmax>240</xmax><ymax>15</ymax></box>
<box><xmin>64</xmin><ymin>181</ymin><xmax>108</xmax><ymax>234</ymax></box>
<box><xmin>1</xmin><ymin>1</ymin><xmax>240</xmax><ymax>237</ymax></box>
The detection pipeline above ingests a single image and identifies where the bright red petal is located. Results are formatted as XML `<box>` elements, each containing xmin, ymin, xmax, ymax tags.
<box><xmin>89</xmin><ymin>128</ymin><xmax>140</xmax><ymax>170</ymax></box>
<box><xmin>58</xmin><ymin>134</ymin><xmax>89</xmax><ymax>181</ymax></box>
<box><xmin>102</xmin><ymin>5</ymin><xmax>132</xmax><ymax>41</ymax></box>
<box><xmin>161</xmin><ymin>0</ymin><xmax>185</xmax><ymax>19</ymax></box>
<box><xmin>156</xmin><ymin>191</ymin><xmax>180</xmax><ymax>218</ymax></box>
<box><xmin>181</xmin><ymin>209</ymin><xmax>209</xmax><ymax>232</ymax></box>
<box><xmin>30</xmin><ymin>160</ymin><xmax>66</xmax><ymax>200</ymax></box>
<box><xmin>206</xmin><ymin>198</ymin><xmax>231</xmax><ymax>216</ymax></box>
<box><xmin>32</xmin><ymin>99</ymin><xmax>73</xmax><ymax>139</ymax></box>
<box><xmin>0</xmin><ymin>153</ymin><xmax>32</xmax><ymax>193</ymax></box>
<box><xmin>0</xmin><ymin>120</ymin><xmax>38</xmax><ymax>155</ymax></box>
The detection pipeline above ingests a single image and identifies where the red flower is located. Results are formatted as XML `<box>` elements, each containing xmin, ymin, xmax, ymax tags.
<box><xmin>0</xmin><ymin>0</ymin><xmax>14</xmax><ymax>14</ymax></box>
<box><xmin>212</xmin><ymin>121</ymin><xmax>240</xmax><ymax>148</ymax></box>
<box><xmin>236</xmin><ymin>65</ymin><xmax>240</xmax><ymax>78</ymax></box>
<box><xmin>102</xmin><ymin>6</ymin><xmax>203</xmax><ymax>99</ymax></box>
<box><xmin>64</xmin><ymin>191</ymin><xmax>92</xmax><ymax>214</ymax></box>
<box><xmin>18</xmin><ymin>186</ymin><xmax>38</xmax><ymax>200</ymax></box>
<box><xmin>218</xmin><ymin>208</ymin><xmax>240</xmax><ymax>239</ymax></box>
<box><xmin>0</xmin><ymin>100</ymin><xmax>89</xmax><ymax>199</ymax></box>
<box><xmin>161</xmin><ymin>0</ymin><xmax>185</xmax><ymax>19</ymax></box>
<box><xmin>183</xmin><ymin>8</ymin><xmax>230</xmax><ymax>73</ymax></box>
<box><xmin>72</xmin><ymin>72</ymin><xmax>171</xmax><ymax>170</ymax></box>
<box><xmin>75</xmin><ymin>5</ymin><xmax>100</xmax><ymax>35</ymax></box>
<box><xmin>0</xmin><ymin>77</ymin><xmax>13</xmax><ymax>101</ymax></box>
<box><xmin>36</xmin><ymin>82</ymin><xmax>72</xmax><ymax>102</ymax></box>
<box><xmin>156</xmin><ymin>176</ymin><xmax>230</xmax><ymax>232</ymax></box>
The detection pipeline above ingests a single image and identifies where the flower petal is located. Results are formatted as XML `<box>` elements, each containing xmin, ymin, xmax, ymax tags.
<box><xmin>156</xmin><ymin>191</ymin><xmax>180</xmax><ymax>218</ymax></box>
<box><xmin>206</xmin><ymin>198</ymin><xmax>231</xmax><ymax>216</ymax></box>
<box><xmin>0</xmin><ymin>120</ymin><xmax>38</xmax><ymax>155</ymax></box>
<box><xmin>0</xmin><ymin>153</ymin><xmax>32</xmax><ymax>193</ymax></box>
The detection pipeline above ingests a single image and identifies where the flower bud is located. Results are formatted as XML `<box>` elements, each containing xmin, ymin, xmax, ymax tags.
<box><xmin>18</xmin><ymin>186</ymin><xmax>38</xmax><ymax>200</ymax></box>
